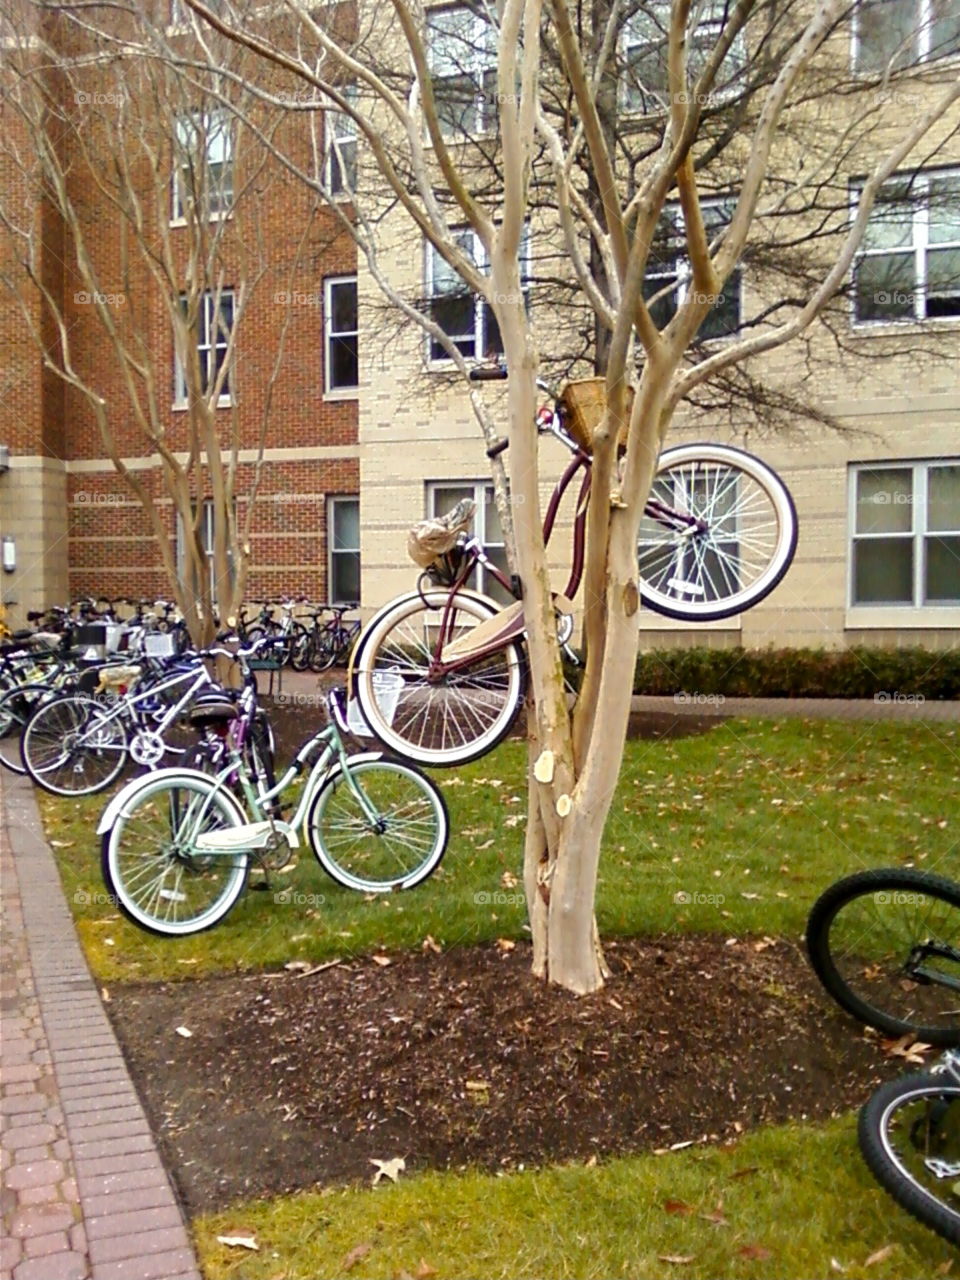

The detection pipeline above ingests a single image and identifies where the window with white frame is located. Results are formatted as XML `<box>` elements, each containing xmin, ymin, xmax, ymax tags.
<box><xmin>427</xmin><ymin>5</ymin><xmax>497</xmax><ymax>137</ymax></box>
<box><xmin>324</xmin><ymin>87</ymin><xmax>357</xmax><ymax>197</ymax></box>
<box><xmin>323</xmin><ymin>276</ymin><xmax>358</xmax><ymax>393</ymax></box>
<box><xmin>428</xmin><ymin>481</ymin><xmax>510</xmax><ymax>603</ymax></box>
<box><xmin>172</xmin><ymin>108</ymin><xmax>233</xmax><ymax>221</ymax></box>
<box><xmin>854</xmin><ymin>0</ymin><xmax>960</xmax><ymax>73</ymax></box>
<box><xmin>174</xmin><ymin>289</ymin><xmax>234</xmax><ymax>405</ymax></box>
<box><xmin>623</xmin><ymin>2</ymin><xmax>747</xmax><ymax>113</ymax></box>
<box><xmin>850</xmin><ymin>460</ymin><xmax>960</xmax><ymax>606</ymax></box>
<box><xmin>643</xmin><ymin>200</ymin><xmax>741</xmax><ymax>339</ymax></box>
<box><xmin>426</xmin><ymin>229</ymin><xmax>529</xmax><ymax>362</ymax></box>
<box><xmin>175</xmin><ymin>499</ymin><xmax>235</xmax><ymax>604</ymax></box>
<box><xmin>852</xmin><ymin>171</ymin><xmax>960</xmax><ymax>322</ymax></box>
<box><xmin>328</xmin><ymin>496</ymin><xmax>361</xmax><ymax>603</ymax></box>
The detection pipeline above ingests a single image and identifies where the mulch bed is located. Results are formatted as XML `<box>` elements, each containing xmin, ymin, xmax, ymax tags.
<box><xmin>106</xmin><ymin>934</ymin><xmax>899</xmax><ymax>1215</ymax></box>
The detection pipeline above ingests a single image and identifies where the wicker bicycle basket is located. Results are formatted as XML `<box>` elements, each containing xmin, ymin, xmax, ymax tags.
<box><xmin>558</xmin><ymin>377</ymin><xmax>634</xmax><ymax>454</ymax></box>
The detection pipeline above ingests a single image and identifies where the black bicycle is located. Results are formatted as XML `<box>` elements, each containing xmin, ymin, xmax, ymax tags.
<box><xmin>806</xmin><ymin>867</ymin><xmax>960</xmax><ymax>1047</ymax></box>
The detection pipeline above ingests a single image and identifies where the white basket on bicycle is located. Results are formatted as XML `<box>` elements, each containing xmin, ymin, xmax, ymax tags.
<box><xmin>347</xmin><ymin>668</ymin><xmax>403</xmax><ymax>737</ymax></box>
<box><xmin>144</xmin><ymin>632</ymin><xmax>176</xmax><ymax>657</ymax></box>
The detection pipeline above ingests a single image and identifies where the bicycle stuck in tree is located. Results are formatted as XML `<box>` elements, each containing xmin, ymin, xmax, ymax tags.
<box><xmin>347</xmin><ymin>371</ymin><xmax>798</xmax><ymax>768</ymax></box>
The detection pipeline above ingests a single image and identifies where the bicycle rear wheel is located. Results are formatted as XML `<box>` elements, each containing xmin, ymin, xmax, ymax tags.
<box><xmin>638</xmin><ymin>442</ymin><xmax>797</xmax><ymax>621</ymax></box>
<box><xmin>307</xmin><ymin>755</ymin><xmax>448</xmax><ymax>893</ymax></box>
<box><xmin>806</xmin><ymin>869</ymin><xmax>960</xmax><ymax>1046</ymax></box>
<box><xmin>354</xmin><ymin>590</ymin><xmax>525</xmax><ymax>767</ymax></box>
<box><xmin>102</xmin><ymin>773</ymin><xmax>249</xmax><ymax>936</ymax></box>
<box><xmin>859</xmin><ymin>1067</ymin><xmax>960</xmax><ymax>1245</ymax></box>
<box><xmin>21</xmin><ymin>695</ymin><xmax>129</xmax><ymax>796</ymax></box>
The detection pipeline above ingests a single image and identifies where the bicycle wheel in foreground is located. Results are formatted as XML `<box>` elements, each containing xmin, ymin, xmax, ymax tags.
<box><xmin>859</xmin><ymin>1067</ymin><xmax>960</xmax><ymax>1245</ymax></box>
<box><xmin>638</xmin><ymin>442</ymin><xmax>798</xmax><ymax>621</ymax></box>
<box><xmin>307</xmin><ymin>756</ymin><xmax>449</xmax><ymax>893</ymax></box>
<box><xmin>806</xmin><ymin>868</ymin><xmax>960</xmax><ymax>1046</ymax></box>
<box><xmin>354</xmin><ymin>590</ymin><xmax>525</xmax><ymax>768</ymax></box>
<box><xmin>101</xmin><ymin>773</ymin><xmax>249</xmax><ymax>936</ymax></box>
<box><xmin>21</xmin><ymin>694</ymin><xmax>128</xmax><ymax>796</ymax></box>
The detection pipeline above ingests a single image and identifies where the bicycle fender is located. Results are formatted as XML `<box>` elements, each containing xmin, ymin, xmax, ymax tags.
<box><xmin>96</xmin><ymin>766</ymin><xmax>243</xmax><ymax>835</ymax></box>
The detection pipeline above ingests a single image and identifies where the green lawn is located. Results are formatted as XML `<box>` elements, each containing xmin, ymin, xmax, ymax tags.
<box><xmin>193</xmin><ymin>1116</ymin><xmax>952</xmax><ymax>1280</ymax></box>
<box><xmin>41</xmin><ymin>716</ymin><xmax>959</xmax><ymax>983</ymax></box>
<box><xmin>37</xmin><ymin>714</ymin><xmax>960</xmax><ymax>1278</ymax></box>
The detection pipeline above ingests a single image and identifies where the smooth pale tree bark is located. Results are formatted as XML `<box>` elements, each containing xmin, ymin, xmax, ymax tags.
<box><xmin>180</xmin><ymin>0</ymin><xmax>960</xmax><ymax>992</ymax></box>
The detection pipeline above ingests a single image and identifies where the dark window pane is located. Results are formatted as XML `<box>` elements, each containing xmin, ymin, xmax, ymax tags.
<box><xmin>928</xmin><ymin>465</ymin><xmax>960</xmax><ymax>532</ymax></box>
<box><xmin>330</xmin><ymin>280</ymin><xmax>357</xmax><ymax>332</ymax></box>
<box><xmin>329</xmin><ymin>334</ymin><xmax>358</xmax><ymax>389</ymax></box>
<box><xmin>926</xmin><ymin>246</ymin><xmax>960</xmax><ymax>317</ymax></box>
<box><xmin>334</xmin><ymin>499</ymin><xmax>359</xmax><ymax>550</ymax></box>
<box><xmin>332</xmin><ymin>552</ymin><xmax>360</xmax><ymax>603</ymax></box>
<box><xmin>435</xmin><ymin>74</ymin><xmax>480</xmax><ymax>135</ymax></box>
<box><xmin>856</xmin><ymin>468</ymin><xmax>913</xmax><ymax>533</ymax></box>
<box><xmin>925</xmin><ymin>536</ymin><xmax>960</xmax><ymax>601</ymax></box>
<box><xmin>853</xmin><ymin>253</ymin><xmax>916</xmax><ymax>321</ymax></box>
<box><xmin>932</xmin><ymin>0</ymin><xmax>960</xmax><ymax>60</ymax></box>
<box><xmin>431</xmin><ymin>293</ymin><xmax>475</xmax><ymax>359</ymax></box>
<box><xmin>856</xmin><ymin>0</ymin><xmax>918</xmax><ymax>71</ymax></box>
<box><xmin>853</xmin><ymin>537</ymin><xmax>914</xmax><ymax>603</ymax></box>
<box><xmin>481</xmin><ymin>303</ymin><xmax>503</xmax><ymax>357</ymax></box>
<box><xmin>644</xmin><ymin>271</ymin><xmax>678</xmax><ymax>330</ymax></box>
<box><xmin>698</xmin><ymin>270</ymin><xmax>740</xmax><ymax>339</ymax></box>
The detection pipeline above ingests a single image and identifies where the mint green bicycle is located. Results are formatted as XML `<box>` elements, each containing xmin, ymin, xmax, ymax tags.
<box><xmin>97</xmin><ymin>688</ymin><xmax>449</xmax><ymax>936</ymax></box>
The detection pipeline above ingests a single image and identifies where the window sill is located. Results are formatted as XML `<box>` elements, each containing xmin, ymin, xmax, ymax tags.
<box><xmin>172</xmin><ymin>398</ymin><xmax>233</xmax><ymax>412</ymax></box>
<box><xmin>323</xmin><ymin>387</ymin><xmax>359</xmax><ymax>402</ymax></box>
<box><xmin>850</xmin><ymin>316</ymin><xmax>960</xmax><ymax>334</ymax></box>
<box><xmin>169</xmin><ymin>210</ymin><xmax>234</xmax><ymax>229</ymax></box>
<box><xmin>846</xmin><ymin>606</ymin><xmax>960</xmax><ymax>629</ymax></box>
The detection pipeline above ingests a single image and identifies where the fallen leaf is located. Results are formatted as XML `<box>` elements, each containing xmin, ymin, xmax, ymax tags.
<box><xmin>422</xmin><ymin>935</ymin><xmax>442</xmax><ymax>954</ymax></box>
<box><xmin>865</xmin><ymin>1246</ymin><xmax>895</xmax><ymax>1267</ymax></box>
<box><xmin>175</xmin><ymin>1026</ymin><xmax>193</xmax><ymax>1038</ymax></box>
<box><xmin>342</xmin><ymin>1242</ymin><xmax>373</xmax><ymax>1270</ymax></box>
<box><xmin>476</xmin><ymin>839</ymin><xmax>495</xmax><ymax>850</ymax></box>
<box><xmin>50</xmin><ymin>839</ymin><xmax>75</xmax><ymax>848</ymax></box>
<box><xmin>830</xmin><ymin>1259</ymin><xmax>847</xmax><ymax>1273</ymax></box>
<box><xmin>738</xmin><ymin>1245</ymin><xmax>772</xmax><ymax>1261</ymax></box>
<box><xmin>658</xmin><ymin>1256</ymin><xmax>695</xmax><ymax>1266</ymax></box>
<box><xmin>100</xmin><ymin>987</ymin><xmax>110</xmax><ymax>1002</ymax></box>
<box><xmin>370</xmin><ymin>1157</ymin><xmax>405</xmax><ymax>1185</ymax></box>
<box><xmin>415</xmin><ymin>1261</ymin><xmax>438</xmax><ymax>1279</ymax></box>
<box><xmin>284</xmin><ymin>960</ymin><xmax>312</xmax><ymax>972</ymax></box>
<box><xmin>935</xmin><ymin>1262</ymin><xmax>953</xmax><ymax>1275</ymax></box>
<box><xmin>465</xmin><ymin>1080</ymin><xmax>489</xmax><ymax>1091</ymax></box>
<box><xmin>372</xmin><ymin>954</ymin><xmax>392</xmax><ymax>967</ymax></box>
<box><xmin>495</xmin><ymin>938</ymin><xmax>515</xmax><ymax>952</ymax></box>
<box><xmin>500</xmin><ymin>870</ymin><xmax>518</xmax><ymax>888</ymax></box>
<box><xmin>216</xmin><ymin>1232</ymin><xmax>258</xmax><ymax>1251</ymax></box>
<box><xmin>663</xmin><ymin>1199</ymin><xmax>695</xmax><ymax>1216</ymax></box>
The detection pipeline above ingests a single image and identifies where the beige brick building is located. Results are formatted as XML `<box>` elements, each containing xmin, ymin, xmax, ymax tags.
<box><xmin>0</xmin><ymin>0</ymin><xmax>957</xmax><ymax>649</ymax></box>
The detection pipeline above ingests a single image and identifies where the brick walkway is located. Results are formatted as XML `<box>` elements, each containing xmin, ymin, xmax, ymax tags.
<box><xmin>0</xmin><ymin>771</ymin><xmax>203</xmax><ymax>1280</ymax></box>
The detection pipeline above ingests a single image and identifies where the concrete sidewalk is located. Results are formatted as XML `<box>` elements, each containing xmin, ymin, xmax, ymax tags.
<box><xmin>0</xmin><ymin>771</ymin><xmax>203</xmax><ymax>1280</ymax></box>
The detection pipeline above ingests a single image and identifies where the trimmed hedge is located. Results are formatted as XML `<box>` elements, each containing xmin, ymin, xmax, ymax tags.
<box><xmin>632</xmin><ymin>645</ymin><xmax>960</xmax><ymax>700</ymax></box>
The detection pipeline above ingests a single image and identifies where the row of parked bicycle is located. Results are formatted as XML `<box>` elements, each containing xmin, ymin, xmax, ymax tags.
<box><xmin>0</xmin><ymin>627</ymin><xmax>449</xmax><ymax>928</ymax></box>
<box><xmin>5</xmin><ymin>595</ymin><xmax>361</xmax><ymax>671</ymax></box>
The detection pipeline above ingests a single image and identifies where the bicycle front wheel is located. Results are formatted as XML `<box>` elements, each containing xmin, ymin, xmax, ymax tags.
<box><xmin>307</xmin><ymin>756</ymin><xmax>449</xmax><ymax>892</ymax></box>
<box><xmin>859</xmin><ymin>1069</ymin><xmax>960</xmax><ymax>1245</ymax></box>
<box><xmin>22</xmin><ymin>695</ymin><xmax>129</xmax><ymax>796</ymax></box>
<box><xmin>102</xmin><ymin>774</ymin><xmax>249</xmax><ymax>936</ymax></box>
<box><xmin>0</xmin><ymin>683</ymin><xmax>58</xmax><ymax>775</ymax></box>
<box><xmin>354</xmin><ymin>590</ymin><xmax>525</xmax><ymax>767</ymax></box>
<box><xmin>807</xmin><ymin>869</ymin><xmax>960</xmax><ymax>1046</ymax></box>
<box><xmin>638</xmin><ymin>442</ymin><xmax>797</xmax><ymax>621</ymax></box>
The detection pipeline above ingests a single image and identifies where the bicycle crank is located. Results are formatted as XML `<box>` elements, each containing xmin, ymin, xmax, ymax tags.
<box><xmin>129</xmin><ymin>730</ymin><xmax>167</xmax><ymax>767</ymax></box>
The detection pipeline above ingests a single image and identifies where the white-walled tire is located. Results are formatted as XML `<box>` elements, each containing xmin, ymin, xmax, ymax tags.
<box><xmin>638</xmin><ymin>443</ymin><xmax>798</xmax><ymax>621</ymax></box>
